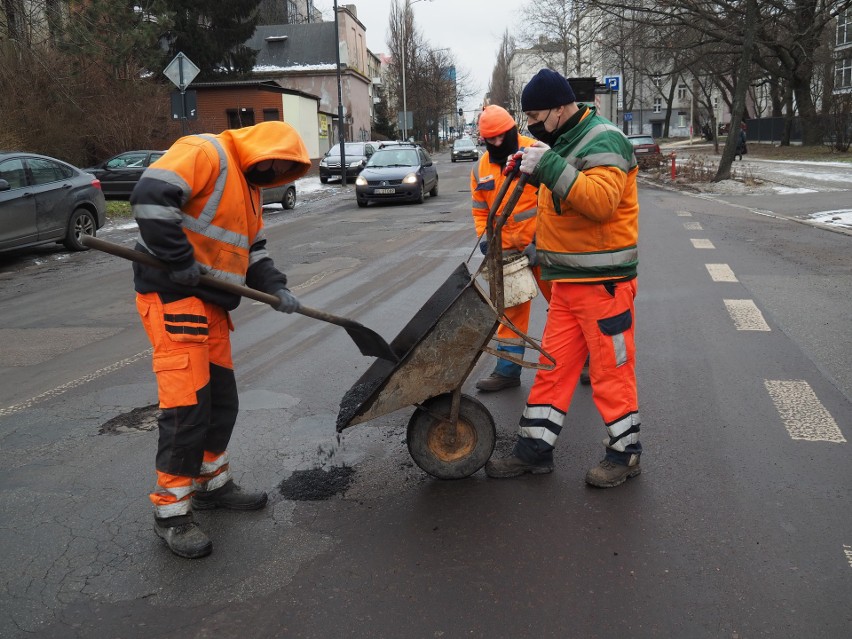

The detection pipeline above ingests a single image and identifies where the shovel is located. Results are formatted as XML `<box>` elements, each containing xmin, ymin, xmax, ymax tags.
<box><xmin>83</xmin><ymin>236</ymin><xmax>399</xmax><ymax>363</ymax></box>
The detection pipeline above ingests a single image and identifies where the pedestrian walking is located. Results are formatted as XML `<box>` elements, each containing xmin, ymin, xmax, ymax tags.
<box><xmin>735</xmin><ymin>123</ymin><xmax>748</xmax><ymax>161</ymax></box>
<box><xmin>485</xmin><ymin>69</ymin><xmax>643</xmax><ymax>487</ymax></box>
<box><xmin>130</xmin><ymin>121</ymin><xmax>311</xmax><ymax>558</ymax></box>
<box><xmin>471</xmin><ymin>105</ymin><xmax>552</xmax><ymax>391</ymax></box>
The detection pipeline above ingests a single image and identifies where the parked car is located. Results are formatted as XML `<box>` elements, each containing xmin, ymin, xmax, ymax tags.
<box><xmin>354</xmin><ymin>144</ymin><xmax>438</xmax><ymax>207</ymax></box>
<box><xmin>262</xmin><ymin>182</ymin><xmax>297</xmax><ymax>209</ymax></box>
<box><xmin>627</xmin><ymin>134</ymin><xmax>663</xmax><ymax>169</ymax></box>
<box><xmin>0</xmin><ymin>152</ymin><xmax>106</xmax><ymax>253</ymax></box>
<box><xmin>84</xmin><ymin>150</ymin><xmax>165</xmax><ymax>199</ymax></box>
<box><xmin>451</xmin><ymin>138</ymin><xmax>478</xmax><ymax>162</ymax></box>
<box><xmin>319</xmin><ymin>142</ymin><xmax>378</xmax><ymax>183</ymax></box>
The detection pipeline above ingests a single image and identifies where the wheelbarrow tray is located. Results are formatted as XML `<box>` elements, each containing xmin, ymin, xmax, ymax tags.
<box><xmin>337</xmin><ymin>262</ymin><xmax>498</xmax><ymax>432</ymax></box>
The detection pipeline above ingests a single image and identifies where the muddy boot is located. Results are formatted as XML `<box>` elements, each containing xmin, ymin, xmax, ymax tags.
<box><xmin>475</xmin><ymin>373</ymin><xmax>521</xmax><ymax>392</ymax></box>
<box><xmin>485</xmin><ymin>454</ymin><xmax>553</xmax><ymax>478</ymax></box>
<box><xmin>154</xmin><ymin>514</ymin><xmax>212</xmax><ymax>559</ymax></box>
<box><xmin>191</xmin><ymin>480</ymin><xmax>268</xmax><ymax>511</ymax></box>
<box><xmin>585</xmin><ymin>459</ymin><xmax>641</xmax><ymax>488</ymax></box>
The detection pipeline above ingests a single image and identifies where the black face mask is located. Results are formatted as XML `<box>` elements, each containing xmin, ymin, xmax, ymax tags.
<box><xmin>485</xmin><ymin>128</ymin><xmax>519</xmax><ymax>165</ymax></box>
<box><xmin>528</xmin><ymin>109</ymin><xmax>561</xmax><ymax>146</ymax></box>
<box><xmin>245</xmin><ymin>166</ymin><xmax>277</xmax><ymax>186</ymax></box>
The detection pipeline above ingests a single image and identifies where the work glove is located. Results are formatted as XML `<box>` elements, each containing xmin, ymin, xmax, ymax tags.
<box><xmin>502</xmin><ymin>150</ymin><xmax>525</xmax><ymax>177</ymax></box>
<box><xmin>169</xmin><ymin>262</ymin><xmax>202</xmax><ymax>287</ymax></box>
<box><xmin>519</xmin><ymin>142</ymin><xmax>550</xmax><ymax>175</ymax></box>
<box><xmin>522</xmin><ymin>242</ymin><xmax>538</xmax><ymax>267</ymax></box>
<box><xmin>274</xmin><ymin>288</ymin><xmax>300</xmax><ymax>314</ymax></box>
<box><xmin>479</xmin><ymin>238</ymin><xmax>489</xmax><ymax>255</ymax></box>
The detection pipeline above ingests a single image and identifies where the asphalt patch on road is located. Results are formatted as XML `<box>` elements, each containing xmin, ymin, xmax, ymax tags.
<box><xmin>278</xmin><ymin>466</ymin><xmax>356</xmax><ymax>501</ymax></box>
<box><xmin>99</xmin><ymin>404</ymin><xmax>159</xmax><ymax>434</ymax></box>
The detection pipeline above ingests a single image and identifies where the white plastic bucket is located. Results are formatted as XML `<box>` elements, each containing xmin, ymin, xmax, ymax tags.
<box><xmin>483</xmin><ymin>254</ymin><xmax>538</xmax><ymax>307</ymax></box>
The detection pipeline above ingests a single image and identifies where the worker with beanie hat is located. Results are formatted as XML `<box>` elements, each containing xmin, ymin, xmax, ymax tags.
<box><xmin>470</xmin><ymin>105</ymin><xmax>552</xmax><ymax>392</ymax></box>
<box><xmin>485</xmin><ymin>69</ymin><xmax>644</xmax><ymax>489</ymax></box>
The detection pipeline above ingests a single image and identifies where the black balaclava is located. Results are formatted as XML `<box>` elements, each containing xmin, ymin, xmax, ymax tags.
<box><xmin>485</xmin><ymin>127</ymin><xmax>520</xmax><ymax>166</ymax></box>
<box><xmin>245</xmin><ymin>166</ymin><xmax>277</xmax><ymax>186</ymax></box>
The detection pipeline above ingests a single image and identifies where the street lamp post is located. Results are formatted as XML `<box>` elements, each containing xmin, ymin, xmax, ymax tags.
<box><xmin>401</xmin><ymin>0</ymin><xmax>432</xmax><ymax>141</ymax></box>
<box><xmin>333</xmin><ymin>0</ymin><xmax>347</xmax><ymax>185</ymax></box>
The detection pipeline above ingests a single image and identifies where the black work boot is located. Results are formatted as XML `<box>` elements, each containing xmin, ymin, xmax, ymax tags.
<box><xmin>154</xmin><ymin>514</ymin><xmax>212</xmax><ymax>559</ymax></box>
<box><xmin>475</xmin><ymin>373</ymin><xmax>521</xmax><ymax>392</ymax></box>
<box><xmin>585</xmin><ymin>459</ymin><xmax>641</xmax><ymax>488</ymax></box>
<box><xmin>191</xmin><ymin>480</ymin><xmax>268</xmax><ymax>511</ymax></box>
<box><xmin>579</xmin><ymin>365</ymin><xmax>591</xmax><ymax>385</ymax></box>
<box><xmin>485</xmin><ymin>455</ymin><xmax>553</xmax><ymax>478</ymax></box>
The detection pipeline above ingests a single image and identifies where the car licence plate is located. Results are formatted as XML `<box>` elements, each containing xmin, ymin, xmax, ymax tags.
<box><xmin>374</xmin><ymin>188</ymin><xmax>395</xmax><ymax>194</ymax></box>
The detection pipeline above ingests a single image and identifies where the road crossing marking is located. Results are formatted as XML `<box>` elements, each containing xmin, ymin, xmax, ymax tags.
<box><xmin>683</xmin><ymin>221</ymin><xmax>703</xmax><ymax>230</ymax></box>
<box><xmin>764</xmin><ymin>380</ymin><xmax>846</xmax><ymax>443</ymax></box>
<box><xmin>676</xmin><ymin>211</ymin><xmax>692</xmax><ymax>216</ymax></box>
<box><xmin>691</xmin><ymin>239</ymin><xmax>715</xmax><ymax>249</ymax></box>
<box><xmin>724</xmin><ymin>299</ymin><xmax>771</xmax><ymax>331</ymax></box>
<box><xmin>706</xmin><ymin>263</ymin><xmax>738</xmax><ymax>282</ymax></box>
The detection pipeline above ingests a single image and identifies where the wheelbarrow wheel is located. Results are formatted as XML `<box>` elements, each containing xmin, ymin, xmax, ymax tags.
<box><xmin>406</xmin><ymin>393</ymin><xmax>496</xmax><ymax>480</ymax></box>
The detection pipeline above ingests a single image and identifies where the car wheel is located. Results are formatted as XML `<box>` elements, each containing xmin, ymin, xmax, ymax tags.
<box><xmin>63</xmin><ymin>208</ymin><xmax>96</xmax><ymax>251</ymax></box>
<box><xmin>282</xmin><ymin>186</ymin><xmax>296</xmax><ymax>209</ymax></box>
<box><xmin>415</xmin><ymin>182</ymin><xmax>425</xmax><ymax>204</ymax></box>
<box><xmin>357</xmin><ymin>198</ymin><xmax>368</xmax><ymax>208</ymax></box>
<box><xmin>320</xmin><ymin>176</ymin><xmax>328</xmax><ymax>184</ymax></box>
<box><xmin>429</xmin><ymin>179</ymin><xmax>439</xmax><ymax>197</ymax></box>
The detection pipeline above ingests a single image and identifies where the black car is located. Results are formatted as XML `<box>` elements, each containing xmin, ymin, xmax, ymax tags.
<box><xmin>319</xmin><ymin>142</ymin><xmax>378</xmax><ymax>183</ymax></box>
<box><xmin>451</xmin><ymin>138</ymin><xmax>478</xmax><ymax>162</ymax></box>
<box><xmin>85</xmin><ymin>150</ymin><xmax>165</xmax><ymax>199</ymax></box>
<box><xmin>354</xmin><ymin>145</ymin><xmax>438</xmax><ymax>207</ymax></box>
<box><xmin>0</xmin><ymin>152</ymin><xmax>107</xmax><ymax>253</ymax></box>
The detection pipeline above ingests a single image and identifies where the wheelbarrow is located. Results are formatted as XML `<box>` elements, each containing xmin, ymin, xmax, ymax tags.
<box><xmin>336</xmin><ymin>172</ymin><xmax>554</xmax><ymax>479</ymax></box>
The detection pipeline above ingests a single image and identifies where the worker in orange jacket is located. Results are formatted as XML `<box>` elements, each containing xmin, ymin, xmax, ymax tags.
<box><xmin>470</xmin><ymin>105</ymin><xmax>552</xmax><ymax>391</ymax></box>
<box><xmin>130</xmin><ymin>121</ymin><xmax>311</xmax><ymax>558</ymax></box>
<box><xmin>485</xmin><ymin>69</ymin><xmax>642</xmax><ymax>488</ymax></box>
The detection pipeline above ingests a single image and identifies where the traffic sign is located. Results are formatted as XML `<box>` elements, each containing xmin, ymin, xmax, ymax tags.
<box><xmin>164</xmin><ymin>52</ymin><xmax>200</xmax><ymax>91</ymax></box>
<box><xmin>603</xmin><ymin>75</ymin><xmax>620</xmax><ymax>92</ymax></box>
<box><xmin>624</xmin><ymin>112</ymin><xmax>633</xmax><ymax>122</ymax></box>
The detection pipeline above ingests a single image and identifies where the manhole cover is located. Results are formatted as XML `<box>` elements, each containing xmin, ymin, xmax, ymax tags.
<box><xmin>278</xmin><ymin>466</ymin><xmax>356</xmax><ymax>501</ymax></box>
<box><xmin>100</xmin><ymin>404</ymin><xmax>159</xmax><ymax>434</ymax></box>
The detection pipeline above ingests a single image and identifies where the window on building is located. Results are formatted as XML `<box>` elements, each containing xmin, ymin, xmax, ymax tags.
<box><xmin>677</xmin><ymin>111</ymin><xmax>687</xmax><ymax>128</ymax></box>
<box><xmin>653</xmin><ymin>98</ymin><xmax>662</xmax><ymax>114</ymax></box>
<box><xmin>677</xmin><ymin>84</ymin><xmax>688</xmax><ymax>100</ymax></box>
<box><xmin>836</xmin><ymin>57</ymin><xmax>852</xmax><ymax>89</ymax></box>
<box><xmin>287</xmin><ymin>0</ymin><xmax>297</xmax><ymax>23</ymax></box>
<box><xmin>263</xmin><ymin>108</ymin><xmax>280</xmax><ymax>122</ymax></box>
<box><xmin>227</xmin><ymin>108</ymin><xmax>255</xmax><ymax>129</ymax></box>
<box><xmin>838</xmin><ymin>9</ymin><xmax>851</xmax><ymax>46</ymax></box>
<box><xmin>651</xmin><ymin>75</ymin><xmax>662</xmax><ymax>88</ymax></box>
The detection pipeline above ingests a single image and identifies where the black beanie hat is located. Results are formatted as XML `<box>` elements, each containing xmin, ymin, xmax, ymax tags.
<box><xmin>521</xmin><ymin>68</ymin><xmax>576</xmax><ymax>111</ymax></box>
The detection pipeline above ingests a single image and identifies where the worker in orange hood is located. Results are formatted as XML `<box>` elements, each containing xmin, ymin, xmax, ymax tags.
<box><xmin>470</xmin><ymin>105</ymin><xmax>551</xmax><ymax>391</ymax></box>
<box><xmin>130</xmin><ymin>120</ymin><xmax>311</xmax><ymax>559</ymax></box>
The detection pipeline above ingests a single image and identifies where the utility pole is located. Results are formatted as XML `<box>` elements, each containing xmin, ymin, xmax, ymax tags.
<box><xmin>334</xmin><ymin>0</ymin><xmax>347</xmax><ymax>185</ymax></box>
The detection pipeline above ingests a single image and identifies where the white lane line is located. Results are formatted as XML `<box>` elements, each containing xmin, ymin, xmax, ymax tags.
<box><xmin>844</xmin><ymin>545</ymin><xmax>852</xmax><ymax>568</ymax></box>
<box><xmin>706</xmin><ymin>263</ymin><xmax>738</xmax><ymax>282</ymax></box>
<box><xmin>0</xmin><ymin>350</ymin><xmax>152</xmax><ymax>418</ymax></box>
<box><xmin>684</xmin><ymin>221</ymin><xmax>703</xmax><ymax>230</ymax></box>
<box><xmin>724</xmin><ymin>299</ymin><xmax>771</xmax><ymax>331</ymax></box>
<box><xmin>764</xmin><ymin>380</ymin><xmax>846</xmax><ymax>443</ymax></box>
<box><xmin>691</xmin><ymin>239</ymin><xmax>715</xmax><ymax>249</ymax></box>
<box><xmin>676</xmin><ymin>211</ymin><xmax>693</xmax><ymax>217</ymax></box>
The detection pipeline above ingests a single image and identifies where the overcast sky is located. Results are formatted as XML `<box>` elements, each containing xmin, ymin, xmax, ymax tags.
<box><xmin>315</xmin><ymin>0</ymin><xmax>522</xmax><ymax>111</ymax></box>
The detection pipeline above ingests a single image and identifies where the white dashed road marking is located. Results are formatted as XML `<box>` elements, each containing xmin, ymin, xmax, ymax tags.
<box><xmin>676</xmin><ymin>211</ymin><xmax>692</xmax><ymax>217</ymax></box>
<box><xmin>691</xmin><ymin>239</ymin><xmax>715</xmax><ymax>249</ymax></box>
<box><xmin>684</xmin><ymin>221</ymin><xmax>703</xmax><ymax>230</ymax></box>
<box><xmin>764</xmin><ymin>380</ymin><xmax>846</xmax><ymax>443</ymax></box>
<box><xmin>706</xmin><ymin>263</ymin><xmax>738</xmax><ymax>282</ymax></box>
<box><xmin>724</xmin><ymin>299</ymin><xmax>771</xmax><ymax>331</ymax></box>
<box><xmin>844</xmin><ymin>545</ymin><xmax>852</xmax><ymax>568</ymax></box>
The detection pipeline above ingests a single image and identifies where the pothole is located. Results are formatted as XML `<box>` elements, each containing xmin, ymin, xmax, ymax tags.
<box><xmin>278</xmin><ymin>466</ymin><xmax>356</xmax><ymax>501</ymax></box>
<box><xmin>99</xmin><ymin>404</ymin><xmax>159</xmax><ymax>434</ymax></box>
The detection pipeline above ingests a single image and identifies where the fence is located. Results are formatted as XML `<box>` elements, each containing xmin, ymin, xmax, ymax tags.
<box><xmin>744</xmin><ymin>117</ymin><xmax>803</xmax><ymax>143</ymax></box>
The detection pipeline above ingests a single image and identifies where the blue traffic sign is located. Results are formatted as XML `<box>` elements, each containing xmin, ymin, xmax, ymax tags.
<box><xmin>604</xmin><ymin>76</ymin><xmax>620</xmax><ymax>92</ymax></box>
<box><xmin>624</xmin><ymin>112</ymin><xmax>633</xmax><ymax>121</ymax></box>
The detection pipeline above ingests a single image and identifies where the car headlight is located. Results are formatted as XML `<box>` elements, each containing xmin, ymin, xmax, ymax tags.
<box><xmin>349</xmin><ymin>161</ymin><xmax>362</xmax><ymax>167</ymax></box>
<box><xmin>355</xmin><ymin>176</ymin><xmax>367</xmax><ymax>186</ymax></box>
<box><xmin>402</xmin><ymin>173</ymin><xmax>418</xmax><ymax>184</ymax></box>
<box><xmin>319</xmin><ymin>158</ymin><xmax>327</xmax><ymax>166</ymax></box>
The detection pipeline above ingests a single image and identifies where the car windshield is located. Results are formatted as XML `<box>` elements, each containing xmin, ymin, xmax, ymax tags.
<box><xmin>328</xmin><ymin>143</ymin><xmax>365</xmax><ymax>156</ymax></box>
<box><xmin>629</xmin><ymin>136</ymin><xmax>655</xmax><ymax>146</ymax></box>
<box><xmin>367</xmin><ymin>149</ymin><xmax>420</xmax><ymax>167</ymax></box>
<box><xmin>454</xmin><ymin>139</ymin><xmax>475</xmax><ymax>149</ymax></box>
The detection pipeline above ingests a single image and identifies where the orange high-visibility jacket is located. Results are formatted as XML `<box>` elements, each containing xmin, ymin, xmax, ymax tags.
<box><xmin>470</xmin><ymin>134</ymin><xmax>539</xmax><ymax>251</ymax></box>
<box><xmin>131</xmin><ymin>121</ymin><xmax>311</xmax><ymax>309</ymax></box>
<box><xmin>533</xmin><ymin>107</ymin><xmax>639</xmax><ymax>283</ymax></box>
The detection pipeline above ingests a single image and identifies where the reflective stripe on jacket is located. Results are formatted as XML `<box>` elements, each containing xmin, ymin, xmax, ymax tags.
<box><xmin>534</xmin><ymin>107</ymin><xmax>639</xmax><ymax>283</ymax></box>
<box><xmin>470</xmin><ymin>134</ymin><xmax>539</xmax><ymax>251</ymax></box>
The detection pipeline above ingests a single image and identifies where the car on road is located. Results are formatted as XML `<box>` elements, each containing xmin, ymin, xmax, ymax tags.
<box><xmin>627</xmin><ymin>134</ymin><xmax>663</xmax><ymax>169</ymax></box>
<box><xmin>354</xmin><ymin>144</ymin><xmax>438</xmax><ymax>207</ymax></box>
<box><xmin>451</xmin><ymin>138</ymin><xmax>478</xmax><ymax>162</ymax></box>
<box><xmin>319</xmin><ymin>142</ymin><xmax>378</xmax><ymax>183</ymax></box>
<box><xmin>262</xmin><ymin>182</ymin><xmax>297</xmax><ymax>209</ymax></box>
<box><xmin>84</xmin><ymin>150</ymin><xmax>165</xmax><ymax>199</ymax></box>
<box><xmin>0</xmin><ymin>152</ymin><xmax>106</xmax><ymax>253</ymax></box>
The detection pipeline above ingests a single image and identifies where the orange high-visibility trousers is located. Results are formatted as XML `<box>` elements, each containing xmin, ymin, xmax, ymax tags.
<box><xmin>513</xmin><ymin>279</ymin><xmax>641</xmax><ymax>466</ymax></box>
<box><xmin>136</xmin><ymin>293</ymin><xmax>238</xmax><ymax>518</ymax></box>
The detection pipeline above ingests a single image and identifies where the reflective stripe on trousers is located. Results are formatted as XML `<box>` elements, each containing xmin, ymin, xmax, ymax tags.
<box><xmin>513</xmin><ymin>279</ymin><xmax>641</xmax><ymax>465</ymax></box>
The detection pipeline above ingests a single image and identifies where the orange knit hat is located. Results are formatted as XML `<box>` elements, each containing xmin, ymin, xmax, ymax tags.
<box><xmin>479</xmin><ymin>105</ymin><xmax>516</xmax><ymax>138</ymax></box>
